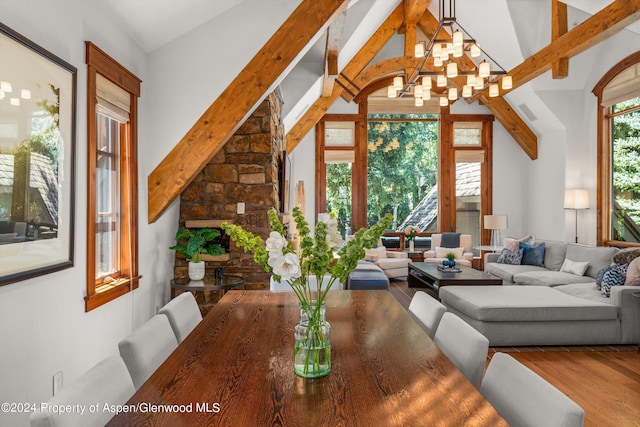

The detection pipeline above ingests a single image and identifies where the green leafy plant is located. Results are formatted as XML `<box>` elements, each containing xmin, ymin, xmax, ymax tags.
<box><xmin>445</xmin><ymin>252</ymin><xmax>457</xmax><ymax>262</ymax></box>
<box><xmin>170</xmin><ymin>228</ymin><xmax>225</xmax><ymax>263</ymax></box>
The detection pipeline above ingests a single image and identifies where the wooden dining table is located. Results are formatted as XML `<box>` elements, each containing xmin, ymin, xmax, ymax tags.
<box><xmin>107</xmin><ymin>290</ymin><xmax>506</xmax><ymax>426</ymax></box>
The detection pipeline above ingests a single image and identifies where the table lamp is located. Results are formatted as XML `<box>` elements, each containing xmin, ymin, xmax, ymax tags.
<box><xmin>484</xmin><ymin>215</ymin><xmax>508</xmax><ymax>249</ymax></box>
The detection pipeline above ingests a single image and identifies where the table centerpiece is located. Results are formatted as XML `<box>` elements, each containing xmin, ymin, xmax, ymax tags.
<box><xmin>405</xmin><ymin>225</ymin><xmax>421</xmax><ymax>252</ymax></box>
<box><xmin>222</xmin><ymin>207</ymin><xmax>392</xmax><ymax>378</ymax></box>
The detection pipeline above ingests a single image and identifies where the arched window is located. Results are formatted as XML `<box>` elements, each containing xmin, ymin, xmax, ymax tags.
<box><xmin>593</xmin><ymin>52</ymin><xmax>640</xmax><ymax>247</ymax></box>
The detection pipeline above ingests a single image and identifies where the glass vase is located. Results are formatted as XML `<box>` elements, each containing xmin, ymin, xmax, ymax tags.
<box><xmin>409</xmin><ymin>240</ymin><xmax>415</xmax><ymax>252</ymax></box>
<box><xmin>294</xmin><ymin>300</ymin><xmax>331</xmax><ymax>378</ymax></box>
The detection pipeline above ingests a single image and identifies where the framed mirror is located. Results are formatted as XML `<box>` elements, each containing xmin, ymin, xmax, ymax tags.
<box><xmin>0</xmin><ymin>22</ymin><xmax>76</xmax><ymax>285</ymax></box>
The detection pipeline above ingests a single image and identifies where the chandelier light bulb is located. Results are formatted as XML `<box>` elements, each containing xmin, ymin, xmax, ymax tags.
<box><xmin>462</xmin><ymin>85</ymin><xmax>472</xmax><ymax>98</ymax></box>
<box><xmin>393</xmin><ymin>76</ymin><xmax>403</xmax><ymax>90</ymax></box>
<box><xmin>489</xmin><ymin>83</ymin><xmax>499</xmax><ymax>97</ymax></box>
<box><xmin>467</xmin><ymin>75</ymin><xmax>476</xmax><ymax>87</ymax></box>
<box><xmin>448</xmin><ymin>87</ymin><xmax>458</xmax><ymax>101</ymax></box>
<box><xmin>414</xmin><ymin>84</ymin><xmax>423</xmax><ymax>98</ymax></box>
<box><xmin>0</xmin><ymin>90</ymin><xmax>4</xmax><ymax>100</ymax></box>
<box><xmin>478</xmin><ymin>60</ymin><xmax>491</xmax><ymax>78</ymax></box>
<box><xmin>470</xmin><ymin>43</ymin><xmax>481</xmax><ymax>57</ymax></box>
<box><xmin>436</xmin><ymin>74</ymin><xmax>447</xmax><ymax>87</ymax></box>
<box><xmin>21</xmin><ymin>89</ymin><xmax>31</xmax><ymax>99</ymax></box>
<box><xmin>453</xmin><ymin>45</ymin><xmax>463</xmax><ymax>58</ymax></box>
<box><xmin>433</xmin><ymin>56</ymin><xmax>443</xmax><ymax>67</ymax></box>
<box><xmin>415</xmin><ymin>97</ymin><xmax>424</xmax><ymax>107</ymax></box>
<box><xmin>387</xmin><ymin>85</ymin><xmax>397</xmax><ymax>98</ymax></box>
<box><xmin>432</xmin><ymin>43</ymin><xmax>442</xmax><ymax>58</ymax></box>
<box><xmin>502</xmin><ymin>75</ymin><xmax>513</xmax><ymax>90</ymax></box>
<box><xmin>453</xmin><ymin>30</ymin><xmax>463</xmax><ymax>47</ymax></box>
<box><xmin>476</xmin><ymin>76</ymin><xmax>485</xmax><ymax>88</ymax></box>
<box><xmin>446</xmin><ymin>62</ymin><xmax>458</xmax><ymax>78</ymax></box>
<box><xmin>422</xmin><ymin>76</ymin><xmax>432</xmax><ymax>90</ymax></box>
<box><xmin>1</xmin><ymin>81</ymin><xmax>12</xmax><ymax>93</ymax></box>
<box><xmin>414</xmin><ymin>42</ymin><xmax>425</xmax><ymax>58</ymax></box>
<box><xmin>10</xmin><ymin>97</ymin><xmax>20</xmax><ymax>106</ymax></box>
<box><xmin>440</xmin><ymin>96</ymin><xmax>448</xmax><ymax>106</ymax></box>
<box><xmin>447</xmin><ymin>43</ymin><xmax>455</xmax><ymax>54</ymax></box>
<box><xmin>441</xmin><ymin>50</ymin><xmax>449</xmax><ymax>61</ymax></box>
<box><xmin>422</xmin><ymin>90</ymin><xmax>431</xmax><ymax>100</ymax></box>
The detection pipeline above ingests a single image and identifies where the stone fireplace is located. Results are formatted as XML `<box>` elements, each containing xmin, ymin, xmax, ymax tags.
<box><xmin>173</xmin><ymin>91</ymin><xmax>285</xmax><ymax>296</ymax></box>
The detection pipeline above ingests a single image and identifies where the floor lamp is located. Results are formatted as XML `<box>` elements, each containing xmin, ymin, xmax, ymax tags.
<box><xmin>484</xmin><ymin>215</ymin><xmax>508</xmax><ymax>249</ymax></box>
<box><xmin>564</xmin><ymin>189</ymin><xmax>589</xmax><ymax>243</ymax></box>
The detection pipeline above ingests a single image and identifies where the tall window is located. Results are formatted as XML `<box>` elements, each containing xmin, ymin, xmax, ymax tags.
<box><xmin>85</xmin><ymin>42</ymin><xmax>141</xmax><ymax>311</ymax></box>
<box><xmin>594</xmin><ymin>52</ymin><xmax>640</xmax><ymax>247</ymax></box>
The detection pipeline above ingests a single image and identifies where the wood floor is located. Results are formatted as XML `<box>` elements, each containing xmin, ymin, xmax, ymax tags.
<box><xmin>389</xmin><ymin>279</ymin><xmax>640</xmax><ymax>427</ymax></box>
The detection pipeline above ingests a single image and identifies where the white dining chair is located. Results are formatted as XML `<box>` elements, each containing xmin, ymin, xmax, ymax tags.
<box><xmin>29</xmin><ymin>356</ymin><xmax>134</xmax><ymax>427</ymax></box>
<box><xmin>481</xmin><ymin>352</ymin><xmax>585</xmax><ymax>427</ymax></box>
<box><xmin>433</xmin><ymin>312</ymin><xmax>489</xmax><ymax>388</ymax></box>
<box><xmin>408</xmin><ymin>291</ymin><xmax>447</xmax><ymax>336</ymax></box>
<box><xmin>159</xmin><ymin>291</ymin><xmax>202</xmax><ymax>342</ymax></box>
<box><xmin>118</xmin><ymin>314</ymin><xmax>178</xmax><ymax>390</ymax></box>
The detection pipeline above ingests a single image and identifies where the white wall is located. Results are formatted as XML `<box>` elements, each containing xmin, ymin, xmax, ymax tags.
<box><xmin>2</xmin><ymin>2</ymin><xmax>308</xmax><ymax>425</ymax></box>
<box><xmin>0</xmin><ymin>2</ymin><xmax>149</xmax><ymax>426</ymax></box>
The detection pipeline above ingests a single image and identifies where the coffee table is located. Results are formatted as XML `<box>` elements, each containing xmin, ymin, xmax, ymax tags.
<box><xmin>408</xmin><ymin>262</ymin><xmax>502</xmax><ymax>299</ymax></box>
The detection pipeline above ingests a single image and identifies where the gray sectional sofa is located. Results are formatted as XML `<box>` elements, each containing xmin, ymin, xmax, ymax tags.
<box><xmin>439</xmin><ymin>241</ymin><xmax>640</xmax><ymax>346</ymax></box>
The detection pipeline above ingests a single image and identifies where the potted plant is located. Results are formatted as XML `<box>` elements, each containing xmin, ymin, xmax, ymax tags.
<box><xmin>445</xmin><ymin>252</ymin><xmax>457</xmax><ymax>268</ymax></box>
<box><xmin>170</xmin><ymin>228</ymin><xmax>225</xmax><ymax>280</ymax></box>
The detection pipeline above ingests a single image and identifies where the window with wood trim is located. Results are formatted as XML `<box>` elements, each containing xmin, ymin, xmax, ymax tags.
<box><xmin>85</xmin><ymin>42</ymin><xmax>141</xmax><ymax>311</ymax></box>
<box><xmin>594</xmin><ymin>51</ymin><xmax>640</xmax><ymax>247</ymax></box>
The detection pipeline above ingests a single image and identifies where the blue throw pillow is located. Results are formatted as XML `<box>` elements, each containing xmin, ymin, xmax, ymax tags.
<box><xmin>601</xmin><ymin>263</ymin><xmax>628</xmax><ymax>297</ymax></box>
<box><xmin>497</xmin><ymin>248</ymin><xmax>523</xmax><ymax>265</ymax></box>
<box><xmin>519</xmin><ymin>242</ymin><xmax>545</xmax><ymax>267</ymax></box>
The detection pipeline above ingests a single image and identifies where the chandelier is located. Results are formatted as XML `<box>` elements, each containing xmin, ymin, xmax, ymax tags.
<box><xmin>388</xmin><ymin>0</ymin><xmax>512</xmax><ymax>106</ymax></box>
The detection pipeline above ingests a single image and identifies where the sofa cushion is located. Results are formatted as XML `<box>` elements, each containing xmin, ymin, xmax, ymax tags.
<box><xmin>560</xmin><ymin>258</ymin><xmax>589</xmax><ymax>276</ymax></box>
<box><xmin>0</xmin><ymin>233</ymin><xmax>18</xmax><ymax>242</ymax></box>
<box><xmin>439</xmin><ymin>286</ymin><xmax>618</xmax><ymax>322</ymax></box>
<box><xmin>565</xmin><ymin>244</ymin><xmax>618</xmax><ymax>279</ymax></box>
<box><xmin>520</xmin><ymin>242</ymin><xmax>545</xmax><ymax>267</ymax></box>
<box><xmin>541</xmin><ymin>240</ymin><xmax>568</xmax><ymax>271</ymax></box>
<box><xmin>496</xmin><ymin>248</ymin><xmax>523</xmax><ymax>265</ymax></box>
<box><xmin>435</xmin><ymin>246</ymin><xmax>464</xmax><ymax>259</ymax></box>
<box><xmin>625</xmin><ymin>257</ymin><xmax>640</xmax><ymax>286</ymax></box>
<box><xmin>554</xmin><ymin>282</ymin><xmax>606</xmax><ymax>304</ymax></box>
<box><xmin>513</xmin><ymin>270</ymin><xmax>595</xmax><ymax>287</ymax></box>
<box><xmin>485</xmin><ymin>263</ymin><xmax>546</xmax><ymax>283</ymax></box>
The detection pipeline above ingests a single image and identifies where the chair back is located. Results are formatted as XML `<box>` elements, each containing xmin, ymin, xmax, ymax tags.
<box><xmin>431</xmin><ymin>233</ymin><xmax>472</xmax><ymax>252</ymax></box>
<box><xmin>29</xmin><ymin>356</ymin><xmax>134</xmax><ymax>427</ymax></box>
<box><xmin>480</xmin><ymin>353</ymin><xmax>585</xmax><ymax>427</ymax></box>
<box><xmin>159</xmin><ymin>292</ymin><xmax>203</xmax><ymax>342</ymax></box>
<box><xmin>408</xmin><ymin>291</ymin><xmax>447</xmax><ymax>336</ymax></box>
<box><xmin>118</xmin><ymin>314</ymin><xmax>178</xmax><ymax>389</ymax></box>
<box><xmin>433</xmin><ymin>312</ymin><xmax>489</xmax><ymax>388</ymax></box>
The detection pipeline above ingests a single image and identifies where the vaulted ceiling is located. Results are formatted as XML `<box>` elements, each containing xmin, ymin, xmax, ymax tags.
<box><xmin>101</xmin><ymin>0</ymin><xmax>640</xmax><ymax>223</ymax></box>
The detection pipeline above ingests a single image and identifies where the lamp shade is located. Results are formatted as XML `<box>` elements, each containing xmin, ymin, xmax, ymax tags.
<box><xmin>484</xmin><ymin>214</ymin><xmax>508</xmax><ymax>230</ymax></box>
<box><xmin>564</xmin><ymin>189</ymin><xmax>589</xmax><ymax>209</ymax></box>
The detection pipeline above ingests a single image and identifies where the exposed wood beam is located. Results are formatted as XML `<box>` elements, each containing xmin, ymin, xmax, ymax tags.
<box><xmin>286</xmin><ymin>4</ymin><xmax>405</xmax><ymax>153</ymax></box>
<box><xmin>404</xmin><ymin>0</ymin><xmax>431</xmax><ymax>23</ymax></box>
<box><xmin>473</xmin><ymin>0</ymin><xmax>640</xmax><ymax>101</ymax></box>
<box><xmin>403</xmin><ymin>1</ymin><xmax>430</xmax><ymax>83</ymax></box>
<box><xmin>147</xmin><ymin>0</ymin><xmax>349</xmax><ymax>223</ymax></box>
<box><xmin>322</xmin><ymin>11</ymin><xmax>347</xmax><ymax>97</ymax></box>
<box><xmin>551</xmin><ymin>0</ymin><xmax>569</xmax><ymax>78</ymax></box>
<box><xmin>478</xmin><ymin>94</ymin><xmax>538</xmax><ymax>160</ymax></box>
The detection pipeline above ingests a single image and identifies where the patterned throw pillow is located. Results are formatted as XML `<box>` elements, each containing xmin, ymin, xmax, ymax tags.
<box><xmin>595</xmin><ymin>264</ymin><xmax>615</xmax><ymax>290</ymax></box>
<box><xmin>601</xmin><ymin>263</ymin><xmax>628</xmax><ymax>297</ymax></box>
<box><xmin>497</xmin><ymin>248</ymin><xmax>523</xmax><ymax>265</ymax></box>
